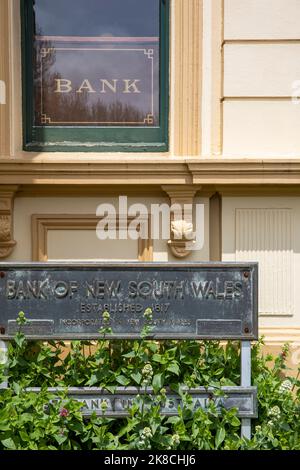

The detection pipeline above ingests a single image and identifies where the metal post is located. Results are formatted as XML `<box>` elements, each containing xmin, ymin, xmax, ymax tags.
<box><xmin>0</xmin><ymin>340</ymin><xmax>9</xmax><ymax>389</ymax></box>
<box><xmin>241</xmin><ymin>340</ymin><xmax>251</xmax><ymax>439</ymax></box>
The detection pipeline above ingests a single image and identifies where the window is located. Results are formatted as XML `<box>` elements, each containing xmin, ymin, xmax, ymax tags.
<box><xmin>21</xmin><ymin>0</ymin><xmax>169</xmax><ymax>152</ymax></box>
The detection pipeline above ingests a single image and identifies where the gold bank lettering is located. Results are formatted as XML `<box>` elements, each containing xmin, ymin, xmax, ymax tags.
<box><xmin>54</xmin><ymin>78</ymin><xmax>142</xmax><ymax>94</ymax></box>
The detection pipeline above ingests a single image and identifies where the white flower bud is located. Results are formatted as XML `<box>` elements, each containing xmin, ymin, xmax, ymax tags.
<box><xmin>279</xmin><ymin>380</ymin><xmax>293</xmax><ymax>394</ymax></box>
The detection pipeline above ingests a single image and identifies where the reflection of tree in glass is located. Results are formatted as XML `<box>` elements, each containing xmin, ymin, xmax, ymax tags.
<box><xmin>34</xmin><ymin>31</ymin><xmax>57</xmax><ymax>125</ymax></box>
<box><xmin>34</xmin><ymin>34</ymin><xmax>158</xmax><ymax>126</ymax></box>
<box><xmin>90</xmin><ymin>100</ymin><xmax>154</xmax><ymax>126</ymax></box>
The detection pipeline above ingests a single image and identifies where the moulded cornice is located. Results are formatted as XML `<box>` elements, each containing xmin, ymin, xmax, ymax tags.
<box><xmin>1</xmin><ymin>159</ymin><xmax>300</xmax><ymax>186</ymax></box>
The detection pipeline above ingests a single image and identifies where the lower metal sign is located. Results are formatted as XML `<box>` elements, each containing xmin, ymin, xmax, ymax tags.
<box><xmin>0</xmin><ymin>262</ymin><xmax>258</xmax><ymax>340</ymax></box>
<box><xmin>26</xmin><ymin>386</ymin><xmax>258</xmax><ymax>419</ymax></box>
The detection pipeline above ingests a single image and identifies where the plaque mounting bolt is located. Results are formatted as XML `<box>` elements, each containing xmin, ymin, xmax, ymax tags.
<box><xmin>0</xmin><ymin>272</ymin><xmax>5</xmax><ymax>278</ymax></box>
<box><xmin>244</xmin><ymin>271</ymin><xmax>250</xmax><ymax>279</ymax></box>
<box><xmin>0</xmin><ymin>326</ymin><xmax>5</xmax><ymax>335</ymax></box>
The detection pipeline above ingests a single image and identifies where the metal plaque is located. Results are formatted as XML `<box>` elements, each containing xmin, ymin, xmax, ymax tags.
<box><xmin>26</xmin><ymin>386</ymin><xmax>258</xmax><ymax>419</ymax></box>
<box><xmin>0</xmin><ymin>262</ymin><xmax>258</xmax><ymax>341</ymax></box>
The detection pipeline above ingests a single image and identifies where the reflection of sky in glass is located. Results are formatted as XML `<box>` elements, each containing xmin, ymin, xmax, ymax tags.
<box><xmin>34</xmin><ymin>0</ymin><xmax>160</xmax><ymax>37</ymax></box>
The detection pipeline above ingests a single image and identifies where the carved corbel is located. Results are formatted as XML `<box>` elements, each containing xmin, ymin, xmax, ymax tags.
<box><xmin>0</xmin><ymin>186</ymin><xmax>19</xmax><ymax>258</ymax></box>
<box><xmin>161</xmin><ymin>185</ymin><xmax>201</xmax><ymax>258</ymax></box>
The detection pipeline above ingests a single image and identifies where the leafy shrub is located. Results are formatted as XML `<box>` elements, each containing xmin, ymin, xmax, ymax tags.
<box><xmin>0</xmin><ymin>313</ymin><xmax>299</xmax><ymax>450</ymax></box>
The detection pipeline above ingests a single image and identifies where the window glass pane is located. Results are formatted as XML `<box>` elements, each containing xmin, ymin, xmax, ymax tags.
<box><xmin>33</xmin><ymin>0</ymin><xmax>160</xmax><ymax>127</ymax></box>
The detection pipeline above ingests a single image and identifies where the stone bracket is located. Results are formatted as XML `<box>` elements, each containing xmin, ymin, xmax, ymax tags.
<box><xmin>161</xmin><ymin>185</ymin><xmax>202</xmax><ymax>258</ymax></box>
<box><xmin>0</xmin><ymin>186</ymin><xmax>19</xmax><ymax>258</ymax></box>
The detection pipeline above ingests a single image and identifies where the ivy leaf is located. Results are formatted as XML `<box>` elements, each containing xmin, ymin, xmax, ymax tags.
<box><xmin>215</xmin><ymin>428</ymin><xmax>226</xmax><ymax>448</ymax></box>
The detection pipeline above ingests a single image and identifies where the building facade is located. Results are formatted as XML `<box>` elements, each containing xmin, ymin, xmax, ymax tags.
<box><xmin>1</xmin><ymin>0</ymin><xmax>300</xmax><ymax>366</ymax></box>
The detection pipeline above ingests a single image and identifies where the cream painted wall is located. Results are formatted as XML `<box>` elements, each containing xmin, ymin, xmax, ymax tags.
<box><xmin>224</xmin><ymin>44</ymin><xmax>300</xmax><ymax>97</ymax></box>
<box><xmin>223</xmin><ymin>101</ymin><xmax>300</xmax><ymax>157</ymax></box>
<box><xmin>222</xmin><ymin>0</ymin><xmax>300</xmax><ymax>157</ymax></box>
<box><xmin>222</xmin><ymin>197</ymin><xmax>300</xmax><ymax>329</ymax></box>
<box><xmin>47</xmin><ymin>230</ymin><xmax>139</xmax><ymax>261</ymax></box>
<box><xmin>9</xmin><ymin>196</ymin><xmax>210</xmax><ymax>263</ymax></box>
<box><xmin>224</xmin><ymin>0</ymin><xmax>300</xmax><ymax>39</ymax></box>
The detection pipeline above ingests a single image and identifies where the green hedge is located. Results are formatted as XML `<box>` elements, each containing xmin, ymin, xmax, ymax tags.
<box><xmin>0</xmin><ymin>312</ymin><xmax>299</xmax><ymax>450</ymax></box>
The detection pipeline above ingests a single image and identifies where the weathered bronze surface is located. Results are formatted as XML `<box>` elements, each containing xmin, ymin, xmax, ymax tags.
<box><xmin>0</xmin><ymin>262</ymin><xmax>258</xmax><ymax>340</ymax></box>
<box><xmin>26</xmin><ymin>386</ymin><xmax>258</xmax><ymax>419</ymax></box>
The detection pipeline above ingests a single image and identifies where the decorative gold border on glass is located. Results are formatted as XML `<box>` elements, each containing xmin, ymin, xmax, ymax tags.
<box><xmin>39</xmin><ymin>47</ymin><xmax>155</xmax><ymax>125</ymax></box>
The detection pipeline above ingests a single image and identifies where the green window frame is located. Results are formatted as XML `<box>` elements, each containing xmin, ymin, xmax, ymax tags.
<box><xmin>21</xmin><ymin>0</ymin><xmax>169</xmax><ymax>153</ymax></box>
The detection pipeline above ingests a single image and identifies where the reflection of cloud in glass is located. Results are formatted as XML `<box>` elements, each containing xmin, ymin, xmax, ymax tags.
<box><xmin>34</xmin><ymin>0</ymin><xmax>160</xmax><ymax>37</ymax></box>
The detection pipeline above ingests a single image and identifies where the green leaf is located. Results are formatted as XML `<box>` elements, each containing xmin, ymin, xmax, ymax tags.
<box><xmin>118</xmin><ymin>419</ymin><xmax>140</xmax><ymax>438</ymax></box>
<box><xmin>152</xmin><ymin>373</ymin><xmax>164</xmax><ymax>392</ymax></box>
<box><xmin>131</xmin><ymin>372</ymin><xmax>142</xmax><ymax>385</ymax></box>
<box><xmin>152</xmin><ymin>354</ymin><xmax>167</xmax><ymax>364</ymax></box>
<box><xmin>122</xmin><ymin>351</ymin><xmax>136</xmax><ymax>358</ymax></box>
<box><xmin>215</xmin><ymin>428</ymin><xmax>226</xmax><ymax>448</ymax></box>
<box><xmin>12</xmin><ymin>382</ymin><xmax>22</xmax><ymax>395</ymax></box>
<box><xmin>165</xmin><ymin>416</ymin><xmax>181</xmax><ymax>425</ymax></box>
<box><xmin>167</xmin><ymin>362</ymin><xmax>180</xmax><ymax>376</ymax></box>
<box><xmin>54</xmin><ymin>434</ymin><xmax>68</xmax><ymax>445</ymax></box>
<box><xmin>14</xmin><ymin>333</ymin><xmax>26</xmax><ymax>348</ymax></box>
<box><xmin>230</xmin><ymin>416</ymin><xmax>240</xmax><ymax>427</ymax></box>
<box><xmin>220</xmin><ymin>378</ymin><xmax>238</xmax><ymax>387</ymax></box>
<box><xmin>214</xmin><ymin>368</ymin><xmax>224</xmax><ymax>376</ymax></box>
<box><xmin>280</xmin><ymin>422</ymin><xmax>291</xmax><ymax>432</ymax></box>
<box><xmin>0</xmin><ymin>422</ymin><xmax>10</xmax><ymax>431</ymax></box>
<box><xmin>147</xmin><ymin>342</ymin><xmax>159</xmax><ymax>353</ymax></box>
<box><xmin>19</xmin><ymin>431</ymin><xmax>30</xmax><ymax>442</ymax></box>
<box><xmin>116</xmin><ymin>375</ymin><xmax>130</xmax><ymax>386</ymax></box>
<box><xmin>19</xmin><ymin>413</ymin><xmax>34</xmax><ymax>424</ymax></box>
<box><xmin>87</xmin><ymin>374</ymin><xmax>98</xmax><ymax>386</ymax></box>
<box><xmin>1</xmin><ymin>438</ymin><xmax>16</xmax><ymax>450</ymax></box>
